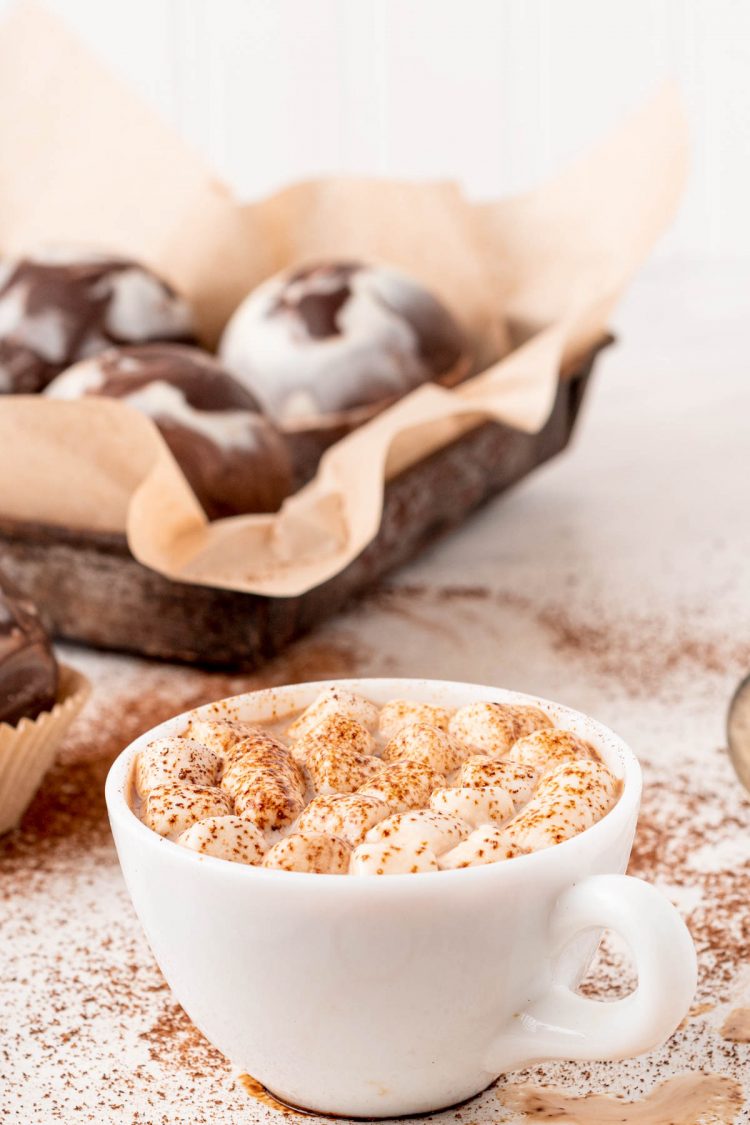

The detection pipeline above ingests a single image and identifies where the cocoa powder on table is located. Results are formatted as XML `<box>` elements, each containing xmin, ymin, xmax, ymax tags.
<box><xmin>3</xmin><ymin>599</ymin><xmax>750</xmax><ymax>1122</ymax></box>
<box><xmin>373</xmin><ymin>582</ymin><xmax>750</xmax><ymax>697</ymax></box>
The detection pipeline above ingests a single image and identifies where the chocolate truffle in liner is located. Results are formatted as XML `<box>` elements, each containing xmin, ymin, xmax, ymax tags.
<box><xmin>45</xmin><ymin>344</ymin><xmax>293</xmax><ymax>521</ymax></box>
<box><xmin>0</xmin><ymin>573</ymin><xmax>58</xmax><ymax>726</ymax></box>
<box><xmin>0</xmin><ymin>248</ymin><xmax>195</xmax><ymax>394</ymax></box>
<box><xmin>219</xmin><ymin>260</ymin><xmax>471</xmax><ymax>425</ymax></box>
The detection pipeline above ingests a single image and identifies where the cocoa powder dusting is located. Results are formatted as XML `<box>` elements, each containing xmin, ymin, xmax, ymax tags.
<box><xmin>373</xmin><ymin>583</ymin><xmax>750</xmax><ymax>696</ymax></box>
<box><xmin>4</xmin><ymin>585</ymin><xmax>750</xmax><ymax>1122</ymax></box>
<box><xmin>139</xmin><ymin>997</ymin><xmax>228</xmax><ymax>1080</ymax></box>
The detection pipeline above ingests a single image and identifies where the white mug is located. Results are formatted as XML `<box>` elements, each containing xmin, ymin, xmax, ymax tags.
<box><xmin>105</xmin><ymin>678</ymin><xmax>697</xmax><ymax>1118</ymax></box>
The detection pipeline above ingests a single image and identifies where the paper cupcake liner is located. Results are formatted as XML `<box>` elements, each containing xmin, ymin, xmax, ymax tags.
<box><xmin>0</xmin><ymin>664</ymin><xmax>91</xmax><ymax>834</ymax></box>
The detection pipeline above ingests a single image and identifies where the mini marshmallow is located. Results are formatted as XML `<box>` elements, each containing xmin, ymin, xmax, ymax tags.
<box><xmin>439</xmin><ymin>826</ymin><xmax>523</xmax><ymax>869</ymax></box>
<box><xmin>508</xmin><ymin>728</ymin><xmax>595</xmax><ymax>773</ymax></box>
<box><xmin>297</xmin><ymin>793</ymin><xmax>390</xmax><ymax>846</ymax></box>
<box><xmin>233</xmin><ymin>770</ymin><xmax>306</xmax><ymax>831</ymax></box>
<box><xmin>292</xmin><ymin>712</ymin><xmax>376</xmax><ymax>766</ymax></box>
<box><xmin>357</xmin><ymin>760</ymin><xmax>446</xmax><ymax>812</ymax></box>
<box><xmin>430</xmin><ymin>786</ymin><xmax>515</xmax><ymax>829</ymax></box>
<box><xmin>458</xmin><ymin>758</ymin><xmax>538</xmax><ymax>809</ymax></box>
<box><xmin>217</xmin><ymin>733</ymin><xmax>305</xmax><ymax>833</ymax></box>
<box><xmin>505</xmin><ymin>704</ymin><xmax>553</xmax><ymax>739</ymax></box>
<box><xmin>135</xmin><ymin>737</ymin><xmax>220</xmax><ymax>797</ymax></box>
<box><xmin>307</xmin><ymin>743</ymin><xmax>384</xmax><ymax>795</ymax></box>
<box><xmin>221</xmin><ymin>734</ymin><xmax>304</xmax><ymax>800</ymax></box>
<box><xmin>448</xmin><ymin>702</ymin><xmax>517</xmax><ymax>756</ymax></box>
<box><xmin>177</xmin><ymin>815</ymin><xmax>266</xmax><ymax>865</ymax></box>
<box><xmin>143</xmin><ymin>783</ymin><xmax>232</xmax><ymax>838</ymax></box>
<box><xmin>502</xmin><ymin>759</ymin><xmax>618</xmax><ymax>851</ymax></box>
<box><xmin>184</xmin><ymin>716</ymin><xmax>262</xmax><ymax>759</ymax></box>
<box><xmin>382</xmin><ymin>722</ymin><xmax>465</xmax><ymax>774</ymax></box>
<box><xmin>138</xmin><ymin>692</ymin><xmax>619</xmax><ymax>873</ymax></box>
<box><xmin>263</xmin><ymin>831</ymin><xmax>351</xmax><ymax>874</ymax></box>
<box><xmin>350</xmin><ymin>840</ymin><xmax>439</xmax><ymax>875</ymax></box>
<box><xmin>378</xmin><ymin>700</ymin><xmax>451</xmax><ymax>742</ymax></box>
<box><xmin>365</xmin><ymin>810</ymin><xmax>469</xmax><ymax>855</ymax></box>
<box><xmin>286</xmin><ymin>687</ymin><xmax>379</xmax><ymax>741</ymax></box>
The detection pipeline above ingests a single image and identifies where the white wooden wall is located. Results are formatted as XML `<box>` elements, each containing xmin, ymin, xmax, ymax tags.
<box><xmin>7</xmin><ymin>0</ymin><xmax>750</xmax><ymax>260</ymax></box>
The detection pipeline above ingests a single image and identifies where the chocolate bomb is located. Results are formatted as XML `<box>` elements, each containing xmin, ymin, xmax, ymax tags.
<box><xmin>45</xmin><ymin>344</ymin><xmax>293</xmax><ymax>520</ymax></box>
<box><xmin>0</xmin><ymin>573</ymin><xmax>58</xmax><ymax>726</ymax></box>
<box><xmin>219</xmin><ymin>261</ymin><xmax>471</xmax><ymax>424</ymax></box>
<box><xmin>0</xmin><ymin>248</ymin><xmax>195</xmax><ymax>394</ymax></box>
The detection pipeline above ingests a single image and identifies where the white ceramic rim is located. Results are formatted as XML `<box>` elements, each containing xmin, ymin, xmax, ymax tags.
<box><xmin>105</xmin><ymin>677</ymin><xmax>641</xmax><ymax>888</ymax></box>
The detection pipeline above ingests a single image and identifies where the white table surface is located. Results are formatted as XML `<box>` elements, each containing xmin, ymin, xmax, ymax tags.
<box><xmin>3</xmin><ymin>259</ymin><xmax>750</xmax><ymax>1123</ymax></box>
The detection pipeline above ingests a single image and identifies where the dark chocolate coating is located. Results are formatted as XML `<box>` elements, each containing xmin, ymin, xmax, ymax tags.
<box><xmin>219</xmin><ymin>260</ymin><xmax>470</xmax><ymax>423</ymax></box>
<box><xmin>0</xmin><ymin>573</ymin><xmax>58</xmax><ymax>725</ymax></box>
<box><xmin>276</xmin><ymin>262</ymin><xmax>361</xmax><ymax>339</ymax></box>
<box><xmin>46</xmin><ymin>344</ymin><xmax>293</xmax><ymax>521</ymax></box>
<box><xmin>280</xmin><ymin>261</ymin><xmax>465</xmax><ymax>376</ymax></box>
<box><xmin>0</xmin><ymin>251</ymin><xmax>195</xmax><ymax>394</ymax></box>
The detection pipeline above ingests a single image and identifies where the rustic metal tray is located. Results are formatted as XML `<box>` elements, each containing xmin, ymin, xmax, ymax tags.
<box><xmin>0</xmin><ymin>345</ymin><xmax>605</xmax><ymax>668</ymax></box>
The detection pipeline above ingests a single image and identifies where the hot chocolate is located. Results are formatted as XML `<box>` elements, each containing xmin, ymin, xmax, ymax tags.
<box><xmin>131</xmin><ymin>686</ymin><xmax>620</xmax><ymax>873</ymax></box>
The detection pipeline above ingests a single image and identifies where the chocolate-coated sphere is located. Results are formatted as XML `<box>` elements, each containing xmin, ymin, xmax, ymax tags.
<box><xmin>0</xmin><ymin>248</ymin><xmax>195</xmax><ymax>393</ymax></box>
<box><xmin>46</xmin><ymin>344</ymin><xmax>293</xmax><ymax>520</ymax></box>
<box><xmin>219</xmin><ymin>261</ymin><xmax>470</xmax><ymax>425</ymax></box>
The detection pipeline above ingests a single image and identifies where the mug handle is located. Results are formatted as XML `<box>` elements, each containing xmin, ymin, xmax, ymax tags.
<box><xmin>486</xmin><ymin>874</ymin><xmax>697</xmax><ymax>1071</ymax></box>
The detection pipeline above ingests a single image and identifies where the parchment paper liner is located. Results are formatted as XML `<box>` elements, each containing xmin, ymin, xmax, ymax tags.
<box><xmin>0</xmin><ymin>5</ymin><xmax>689</xmax><ymax>599</ymax></box>
<box><xmin>284</xmin><ymin>350</ymin><xmax>474</xmax><ymax>484</ymax></box>
<box><xmin>0</xmin><ymin>664</ymin><xmax>90</xmax><ymax>834</ymax></box>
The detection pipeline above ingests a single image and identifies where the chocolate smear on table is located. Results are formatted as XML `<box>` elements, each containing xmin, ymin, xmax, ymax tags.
<box><xmin>237</xmin><ymin>1074</ymin><xmax>314</xmax><ymax>1117</ymax></box>
<box><xmin>498</xmin><ymin>1073</ymin><xmax>744</xmax><ymax>1123</ymax></box>
<box><xmin>721</xmin><ymin>1009</ymin><xmax>750</xmax><ymax>1043</ymax></box>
